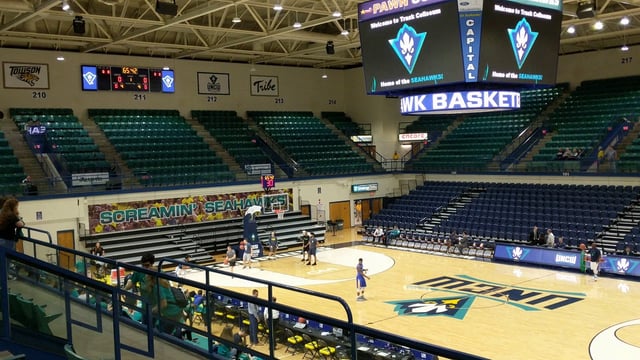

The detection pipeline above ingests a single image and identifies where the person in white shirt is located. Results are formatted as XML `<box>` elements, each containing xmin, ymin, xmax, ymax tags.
<box><xmin>263</xmin><ymin>296</ymin><xmax>280</xmax><ymax>324</ymax></box>
<box><xmin>372</xmin><ymin>226</ymin><xmax>385</xmax><ymax>244</ymax></box>
<box><xmin>546</xmin><ymin>229</ymin><xmax>555</xmax><ymax>248</ymax></box>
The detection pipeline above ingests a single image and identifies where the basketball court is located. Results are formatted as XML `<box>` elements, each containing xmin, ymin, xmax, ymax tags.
<box><xmin>182</xmin><ymin>229</ymin><xmax>640</xmax><ymax>360</ymax></box>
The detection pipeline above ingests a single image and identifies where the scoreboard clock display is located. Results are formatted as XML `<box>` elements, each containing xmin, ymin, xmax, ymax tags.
<box><xmin>81</xmin><ymin>65</ymin><xmax>175</xmax><ymax>93</ymax></box>
<box><xmin>261</xmin><ymin>174</ymin><xmax>275</xmax><ymax>191</ymax></box>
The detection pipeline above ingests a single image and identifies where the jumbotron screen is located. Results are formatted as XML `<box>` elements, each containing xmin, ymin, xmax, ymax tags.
<box><xmin>478</xmin><ymin>0</ymin><xmax>562</xmax><ymax>85</ymax></box>
<box><xmin>358</xmin><ymin>0</ymin><xmax>562</xmax><ymax>95</ymax></box>
<box><xmin>358</xmin><ymin>0</ymin><xmax>465</xmax><ymax>94</ymax></box>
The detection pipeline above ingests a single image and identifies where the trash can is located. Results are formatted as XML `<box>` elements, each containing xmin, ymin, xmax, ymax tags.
<box><xmin>335</xmin><ymin>219</ymin><xmax>344</xmax><ymax>230</ymax></box>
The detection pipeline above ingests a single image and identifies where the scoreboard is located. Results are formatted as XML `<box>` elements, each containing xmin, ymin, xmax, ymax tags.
<box><xmin>81</xmin><ymin>65</ymin><xmax>175</xmax><ymax>93</ymax></box>
<box><xmin>358</xmin><ymin>0</ymin><xmax>562</xmax><ymax>95</ymax></box>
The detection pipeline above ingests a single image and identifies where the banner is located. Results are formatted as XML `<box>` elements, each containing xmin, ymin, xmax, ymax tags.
<box><xmin>197</xmin><ymin>72</ymin><xmax>230</xmax><ymax>95</ymax></box>
<box><xmin>3</xmin><ymin>62</ymin><xmax>50</xmax><ymax>89</ymax></box>
<box><xmin>250</xmin><ymin>75</ymin><xmax>279</xmax><ymax>96</ymax></box>
<box><xmin>88</xmin><ymin>189</ymin><xmax>293</xmax><ymax>234</ymax></box>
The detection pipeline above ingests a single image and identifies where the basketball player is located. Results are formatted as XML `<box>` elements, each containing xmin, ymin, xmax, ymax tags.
<box><xmin>356</xmin><ymin>258</ymin><xmax>370</xmax><ymax>301</ymax></box>
<box><xmin>587</xmin><ymin>241</ymin><xmax>602</xmax><ymax>281</ymax></box>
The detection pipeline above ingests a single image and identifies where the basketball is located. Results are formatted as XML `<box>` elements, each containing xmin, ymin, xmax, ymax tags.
<box><xmin>224</xmin><ymin>258</ymin><xmax>229</xmax><ymax>265</ymax></box>
<box><xmin>579</xmin><ymin>243</ymin><xmax>586</xmax><ymax>250</ymax></box>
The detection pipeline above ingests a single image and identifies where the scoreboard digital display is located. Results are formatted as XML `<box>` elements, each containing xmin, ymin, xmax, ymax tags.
<box><xmin>478</xmin><ymin>0</ymin><xmax>562</xmax><ymax>85</ymax></box>
<box><xmin>358</xmin><ymin>0</ymin><xmax>465</xmax><ymax>94</ymax></box>
<box><xmin>81</xmin><ymin>65</ymin><xmax>175</xmax><ymax>93</ymax></box>
<box><xmin>358</xmin><ymin>0</ymin><xmax>562</xmax><ymax>95</ymax></box>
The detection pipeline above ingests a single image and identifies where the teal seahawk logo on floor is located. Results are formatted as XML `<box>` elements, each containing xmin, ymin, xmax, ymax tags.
<box><xmin>392</xmin><ymin>275</ymin><xmax>586</xmax><ymax>319</ymax></box>
<box><xmin>387</xmin><ymin>295</ymin><xmax>475</xmax><ymax>320</ymax></box>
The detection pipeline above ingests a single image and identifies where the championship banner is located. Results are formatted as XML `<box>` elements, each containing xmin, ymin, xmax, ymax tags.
<box><xmin>197</xmin><ymin>72</ymin><xmax>230</xmax><ymax>95</ymax></box>
<box><xmin>3</xmin><ymin>62</ymin><xmax>50</xmax><ymax>89</ymax></box>
<box><xmin>88</xmin><ymin>189</ymin><xmax>292</xmax><ymax>234</ymax></box>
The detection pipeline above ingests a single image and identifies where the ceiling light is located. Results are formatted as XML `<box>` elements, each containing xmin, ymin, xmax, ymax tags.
<box><xmin>162</xmin><ymin>66</ymin><xmax>170</xmax><ymax>70</ymax></box>
<box><xmin>566</xmin><ymin>26</ymin><xmax>575</xmax><ymax>34</ymax></box>
<box><xmin>621</xmin><ymin>45</ymin><xmax>629</xmax><ymax>51</ymax></box>
<box><xmin>341</xmin><ymin>29</ymin><xmax>349</xmax><ymax>36</ymax></box>
<box><xmin>593</xmin><ymin>20</ymin><xmax>603</xmax><ymax>30</ymax></box>
<box><xmin>332</xmin><ymin>10</ymin><xmax>341</xmax><ymax>17</ymax></box>
<box><xmin>273</xmin><ymin>2</ymin><xmax>283</xmax><ymax>11</ymax></box>
<box><xmin>232</xmin><ymin>4</ymin><xmax>241</xmax><ymax>23</ymax></box>
<box><xmin>62</xmin><ymin>0</ymin><xmax>70</xmax><ymax>11</ymax></box>
<box><xmin>322</xmin><ymin>74</ymin><xmax>328</xmax><ymax>79</ymax></box>
<box><xmin>56</xmin><ymin>55</ymin><xmax>65</xmax><ymax>61</ymax></box>
<box><xmin>620</xmin><ymin>17</ymin><xmax>630</xmax><ymax>26</ymax></box>
<box><xmin>293</xmin><ymin>11</ymin><xmax>301</xmax><ymax>28</ymax></box>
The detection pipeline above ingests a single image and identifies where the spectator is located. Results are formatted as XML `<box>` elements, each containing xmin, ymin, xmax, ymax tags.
<box><xmin>621</xmin><ymin>245</ymin><xmax>635</xmax><ymax>257</ymax></box>
<box><xmin>91</xmin><ymin>241</ymin><xmax>108</xmax><ymax>276</ymax></box>
<box><xmin>597</xmin><ymin>147</ymin><xmax>604</xmax><ymax>169</ymax></box>
<box><xmin>372</xmin><ymin>226</ymin><xmax>384</xmax><ymax>244</ymax></box>
<box><xmin>124</xmin><ymin>253</ymin><xmax>156</xmax><ymax>324</ymax></box>
<box><xmin>528</xmin><ymin>225</ymin><xmax>541</xmax><ymax>245</ymax></box>
<box><xmin>554</xmin><ymin>236</ymin><xmax>568</xmax><ymax>249</ymax></box>
<box><xmin>0</xmin><ymin>197</ymin><xmax>25</xmax><ymax>252</ymax></box>
<box><xmin>447</xmin><ymin>230</ymin><xmax>458</xmax><ymax>253</ymax></box>
<box><xmin>545</xmin><ymin>229</ymin><xmax>555</xmax><ymax>248</ymax></box>
<box><xmin>300</xmin><ymin>230</ymin><xmax>310</xmax><ymax>262</ymax></box>
<box><xmin>267</xmin><ymin>231</ymin><xmax>278</xmax><ymax>260</ymax></box>
<box><xmin>247</xmin><ymin>289</ymin><xmax>260</xmax><ymax>347</ymax></box>
<box><xmin>605</xmin><ymin>145</ymin><xmax>617</xmax><ymax>172</ymax></box>
<box><xmin>587</xmin><ymin>241</ymin><xmax>602</xmax><ymax>281</ymax></box>
<box><xmin>385</xmin><ymin>225</ymin><xmax>400</xmax><ymax>247</ymax></box>
<box><xmin>457</xmin><ymin>231</ymin><xmax>469</xmax><ymax>254</ymax></box>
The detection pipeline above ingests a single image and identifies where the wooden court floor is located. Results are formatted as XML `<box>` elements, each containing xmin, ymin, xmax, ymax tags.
<box><xmin>194</xmin><ymin>228</ymin><xmax>640</xmax><ymax>360</ymax></box>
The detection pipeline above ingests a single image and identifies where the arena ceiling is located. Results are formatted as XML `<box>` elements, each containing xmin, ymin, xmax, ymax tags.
<box><xmin>0</xmin><ymin>0</ymin><xmax>639</xmax><ymax>69</ymax></box>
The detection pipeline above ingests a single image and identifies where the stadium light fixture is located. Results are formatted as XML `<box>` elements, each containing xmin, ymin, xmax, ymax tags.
<box><xmin>620</xmin><ymin>17</ymin><xmax>629</xmax><ymax>26</ymax></box>
<box><xmin>593</xmin><ymin>20</ymin><xmax>603</xmax><ymax>30</ymax></box>
<box><xmin>567</xmin><ymin>26</ymin><xmax>575</xmax><ymax>34</ymax></box>
<box><xmin>273</xmin><ymin>2</ymin><xmax>283</xmax><ymax>11</ymax></box>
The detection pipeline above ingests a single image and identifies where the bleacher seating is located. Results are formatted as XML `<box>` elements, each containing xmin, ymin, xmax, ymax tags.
<box><xmin>10</xmin><ymin>108</ymin><xmax>110</xmax><ymax>176</ymax></box>
<box><xmin>410</xmin><ymin>87</ymin><xmax>563</xmax><ymax>172</ymax></box>
<box><xmin>80</xmin><ymin>210</ymin><xmax>325</xmax><ymax>265</ymax></box>
<box><xmin>364</xmin><ymin>181</ymin><xmax>640</xmax><ymax>255</ymax></box>
<box><xmin>619</xmin><ymin>137</ymin><xmax>640</xmax><ymax>172</ymax></box>
<box><xmin>8</xmin><ymin>292</ymin><xmax>61</xmax><ymax>336</ymax></box>
<box><xmin>90</xmin><ymin>109</ymin><xmax>235</xmax><ymax>186</ymax></box>
<box><xmin>248</xmin><ymin>111</ymin><xmax>374</xmax><ymax>176</ymax></box>
<box><xmin>0</xmin><ymin>131</ymin><xmax>25</xmax><ymax>196</ymax></box>
<box><xmin>192</xmin><ymin>110</ymin><xmax>272</xmax><ymax>167</ymax></box>
<box><xmin>529</xmin><ymin>77</ymin><xmax>640</xmax><ymax>172</ymax></box>
<box><xmin>321</xmin><ymin>111</ymin><xmax>366</xmax><ymax>137</ymax></box>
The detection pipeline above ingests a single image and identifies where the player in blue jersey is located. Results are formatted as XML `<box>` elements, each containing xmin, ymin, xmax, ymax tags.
<box><xmin>356</xmin><ymin>258</ymin><xmax>370</xmax><ymax>301</ymax></box>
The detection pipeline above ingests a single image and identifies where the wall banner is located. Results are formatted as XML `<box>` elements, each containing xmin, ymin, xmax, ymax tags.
<box><xmin>250</xmin><ymin>75</ymin><xmax>279</xmax><ymax>96</ymax></box>
<box><xmin>3</xmin><ymin>62</ymin><xmax>50</xmax><ymax>89</ymax></box>
<box><xmin>88</xmin><ymin>189</ymin><xmax>292</xmax><ymax>234</ymax></box>
<box><xmin>197</xmin><ymin>72</ymin><xmax>230</xmax><ymax>95</ymax></box>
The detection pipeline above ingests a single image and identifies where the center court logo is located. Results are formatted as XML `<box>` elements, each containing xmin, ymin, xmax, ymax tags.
<box><xmin>507</xmin><ymin>18</ymin><xmax>538</xmax><ymax>69</ymax></box>
<box><xmin>390</xmin><ymin>275</ymin><xmax>585</xmax><ymax>319</ymax></box>
<box><xmin>389</xmin><ymin>24</ymin><xmax>426</xmax><ymax>74</ymax></box>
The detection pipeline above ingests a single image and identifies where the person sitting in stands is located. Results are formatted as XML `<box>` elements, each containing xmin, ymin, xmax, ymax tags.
<box><xmin>372</xmin><ymin>226</ymin><xmax>385</xmax><ymax>244</ymax></box>
<box><xmin>621</xmin><ymin>245</ymin><xmax>635</xmax><ymax>257</ymax></box>
<box><xmin>554</xmin><ymin>236</ymin><xmax>568</xmax><ymax>249</ymax></box>
<box><xmin>556</xmin><ymin>148</ymin><xmax>564</xmax><ymax>160</ymax></box>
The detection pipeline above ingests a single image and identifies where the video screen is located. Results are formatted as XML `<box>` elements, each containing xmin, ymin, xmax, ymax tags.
<box><xmin>358</xmin><ymin>0</ymin><xmax>465</xmax><ymax>95</ymax></box>
<box><xmin>478</xmin><ymin>0</ymin><xmax>562</xmax><ymax>85</ymax></box>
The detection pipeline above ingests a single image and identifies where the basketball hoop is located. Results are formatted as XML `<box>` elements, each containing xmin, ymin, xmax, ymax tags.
<box><xmin>275</xmin><ymin>209</ymin><xmax>285</xmax><ymax>220</ymax></box>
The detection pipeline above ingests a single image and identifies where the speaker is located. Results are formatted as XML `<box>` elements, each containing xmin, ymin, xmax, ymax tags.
<box><xmin>156</xmin><ymin>0</ymin><xmax>178</xmax><ymax>16</ymax></box>
<box><xmin>576</xmin><ymin>1</ymin><xmax>595</xmax><ymax>19</ymax></box>
<box><xmin>325</xmin><ymin>41</ymin><xmax>335</xmax><ymax>55</ymax></box>
<box><xmin>73</xmin><ymin>16</ymin><xmax>85</xmax><ymax>34</ymax></box>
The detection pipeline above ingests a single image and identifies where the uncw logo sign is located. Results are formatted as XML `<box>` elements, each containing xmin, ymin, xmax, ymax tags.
<box><xmin>388</xmin><ymin>275</ymin><xmax>586</xmax><ymax>320</ymax></box>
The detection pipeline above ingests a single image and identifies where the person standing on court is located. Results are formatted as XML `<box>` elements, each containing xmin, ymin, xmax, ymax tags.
<box><xmin>587</xmin><ymin>241</ymin><xmax>602</xmax><ymax>281</ymax></box>
<box><xmin>0</xmin><ymin>197</ymin><xmax>25</xmax><ymax>251</ymax></box>
<box><xmin>306</xmin><ymin>232</ymin><xmax>317</xmax><ymax>266</ymax></box>
<box><xmin>267</xmin><ymin>231</ymin><xmax>278</xmax><ymax>260</ymax></box>
<box><xmin>300</xmin><ymin>230</ymin><xmax>310</xmax><ymax>262</ymax></box>
<box><xmin>241</xmin><ymin>239</ymin><xmax>252</xmax><ymax>269</ymax></box>
<box><xmin>225</xmin><ymin>245</ymin><xmax>237</xmax><ymax>273</ymax></box>
<box><xmin>356</xmin><ymin>258</ymin><xmax>370</xmax><ymax>301</ymax></box>
<box><xmin>247</xmin><ymin>289</ymin><xmax>260</xmax><ymax>347</ymax></box>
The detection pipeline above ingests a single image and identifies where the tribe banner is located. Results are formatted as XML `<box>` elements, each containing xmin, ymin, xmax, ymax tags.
<box><xmin>88</xmin><ymin>189</ymin><xmax>292</xmax><ymax>234</ymax></box>
<box><xmin>3</xmin><ymin>62</ymin><xmax>50</xmax><ymax>89</ymax></box>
